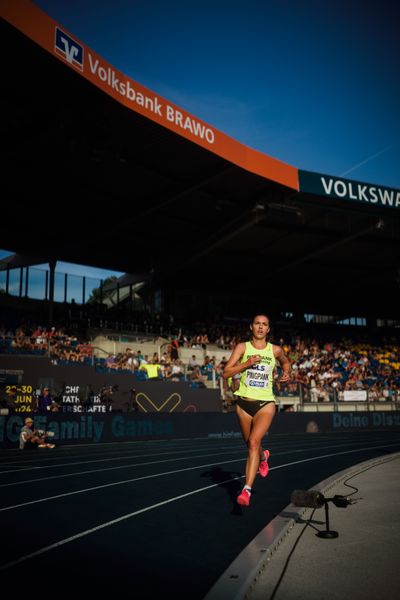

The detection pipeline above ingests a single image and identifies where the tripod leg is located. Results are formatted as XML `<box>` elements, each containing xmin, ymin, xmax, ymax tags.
<box><xmin>316</xmin><ymin>503</ymin><xmax>339</xmax><ymax>539</ymax></box>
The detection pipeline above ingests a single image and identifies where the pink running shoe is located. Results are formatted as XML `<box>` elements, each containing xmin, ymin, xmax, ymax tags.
<box><xmin>258</xmin><ymin>450</ymin><xmax>270</xmax><ymax>477</ymax></box>
<box><xmin>237</xmin><ymin>488</ymin><xmax>251</xmax><ymax>506</ymax></box>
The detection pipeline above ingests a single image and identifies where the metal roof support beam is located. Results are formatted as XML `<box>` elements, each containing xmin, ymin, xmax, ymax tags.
<box><xmin>157</xmin><ymin>205</ymin><xmax>269</xmax><ymax>280</ymax></box>
<box><xmin>266</xmin><ymin>219</ymin><xmax>385</xmax><ymax>279</ymax></box>
<box><xmin>137</xmin><ymin>166</ymin><xmax>235</xmax><ymax>219</ymax></box>
<box><xmin>48</xmin><ymin>259</ymin><xmax>57</xmax><ymax>326</ymax></box>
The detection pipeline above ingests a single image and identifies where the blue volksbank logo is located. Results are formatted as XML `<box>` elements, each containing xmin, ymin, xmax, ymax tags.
<box><xmin>55</xmin><ymin>27</ymin><xmax>84</xmax><ymax>71</ymax></box>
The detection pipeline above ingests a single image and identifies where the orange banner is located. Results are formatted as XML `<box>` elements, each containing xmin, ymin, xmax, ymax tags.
<box><xmin>1</xmin><ymin>0</ymin><xmax>299</xmax><ymax>190</ymax></box>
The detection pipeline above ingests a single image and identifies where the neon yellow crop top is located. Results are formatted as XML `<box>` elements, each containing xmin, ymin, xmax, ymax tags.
<box><xmin>234</xmin><ymin>341</ymin><xmax>276</xmax><ymax>401</ymax></box>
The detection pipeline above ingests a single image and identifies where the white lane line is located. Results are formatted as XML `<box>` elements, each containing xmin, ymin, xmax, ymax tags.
<box><xmin>1</xmin><ymin>441</ymin><xmax>399</xmax><ymax>572</ymax></box>
<box><xmin>0</xmin><ymin>475</ymin><xmax>244</xmax><ymax>572</ymax></box>
<box><xmin>0</xmin><ymin>434</ymin><xmax>387</xmax><ymax>472</ymax></box>
<box><xmin>0</xmin><ymin>438</ymin><xmax>392</xmax><ymax>488</ymax></box>
<box><xmin>0</xmin><ymin>440</ymin><xmax>252</xmax><ymax>475</ymax></box>
<box><xmin>0</xmin><ymin>441</ymin><xmax>398</xmax><ymax>515</ymax></box>
<box><xmin>0</xmin><ymin>457</ymin><xmax>246</xmax><ymax>512</ymax></box>
<box><xmin>0</xmin><ymin>434</ymin><xmax>322</xmax><ymax>458</ymax></box>
<box><xmin>0</xmin><ymin>434</ymin><xmax>391</xmax><ymax>475</ymax></box>
<box><xmin>0</xmin><ymin>449</ymin><xmax>246</xmax><ymax>488</ymax></box>
<box><xmin>0</xmin><ymin>444</ymin><xmax>247</xmax><ymax>474</ymax></box>
<box><xmin>0</xmin><ymin>433</ymin><xmax>375</xmax><ymax>469</ymax></box>
<box><xmin>0</xmin><ymin>464</ymin><xmax>34</xmax><ymax>469</ymax></box>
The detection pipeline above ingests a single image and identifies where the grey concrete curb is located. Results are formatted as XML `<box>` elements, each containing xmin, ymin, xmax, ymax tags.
<box><xmin>203</xmin><ymin>451</ymin><xmax>400</xmax><ymax>600</ymax></box>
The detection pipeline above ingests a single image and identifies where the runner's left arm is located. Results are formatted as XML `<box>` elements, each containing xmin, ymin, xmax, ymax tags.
<box><xmin>273</xmin><ymin>346</ymin><xmax>291</xmax><ymax>382</ymax></box>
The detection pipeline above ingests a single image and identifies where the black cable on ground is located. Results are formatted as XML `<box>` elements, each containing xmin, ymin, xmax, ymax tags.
<box><xmin>268</xmin><ymin>507</ymin><xmax>316</xmax><ymax>600</ymax></box>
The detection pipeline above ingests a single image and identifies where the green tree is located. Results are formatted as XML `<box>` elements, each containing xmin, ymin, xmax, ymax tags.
<box><xmin>87</xmin><ymin>276</ymin><xmax>118</xmax><ymax>304</ymax></box>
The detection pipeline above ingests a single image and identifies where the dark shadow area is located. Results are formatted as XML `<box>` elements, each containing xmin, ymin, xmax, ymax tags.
<box><xmin>201</xmin><ymin>466</ymin><xmax>244</xmax><ymax>515</ymax></box>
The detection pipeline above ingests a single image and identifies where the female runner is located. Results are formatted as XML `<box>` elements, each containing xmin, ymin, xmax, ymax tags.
<box><xmin>223</xmin><ymin>314</ymin><xmax>290</xmax><ymax>506</ymax></box>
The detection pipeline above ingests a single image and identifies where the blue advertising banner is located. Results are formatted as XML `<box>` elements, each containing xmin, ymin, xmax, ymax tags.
<box><xmin>1</xmin><ymin>411</ymin><xmax>399</xmax><ymax>448</ymax></box>
<box><xmin>299</xmin><ymin>170</ymin><xmax>400</xmax><ymax>210</ymax></box>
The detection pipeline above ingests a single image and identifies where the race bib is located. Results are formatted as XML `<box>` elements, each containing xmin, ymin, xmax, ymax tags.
<box><xmin>245</xmin><ymin>363</ymin><xmax>271</xmax><ymax>389</ymax></box>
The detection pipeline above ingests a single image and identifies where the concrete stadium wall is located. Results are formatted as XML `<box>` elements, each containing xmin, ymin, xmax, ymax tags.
<box><xmin>91</xmin><ymin>337</ymin><xmax>229</xmax><ymax>363</ymax></box>
<box><xmin>179</xmin><ymin>347</ymin><xmax>229</xmax><ymax>363</ymax></box>
<box><xmin>92</xmin><ymin>336</ymin><xmax>164</xmax><ymax>358</ymax></box>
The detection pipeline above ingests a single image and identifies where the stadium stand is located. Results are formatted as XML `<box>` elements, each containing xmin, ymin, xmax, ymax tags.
<box><xmin>1</xmin><ymin>317</ymin><xmax>399</xmax><ymax>415</ymax></box>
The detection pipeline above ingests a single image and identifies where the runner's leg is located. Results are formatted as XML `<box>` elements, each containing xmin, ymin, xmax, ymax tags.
<box><xmin>245</xmin><ymin>403</ymin><xmax>276</xmax><ymax>488</ymax></box>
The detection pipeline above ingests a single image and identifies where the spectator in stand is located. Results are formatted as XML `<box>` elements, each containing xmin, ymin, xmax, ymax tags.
<box><xmin>140</xmin><ymin>362</ymin><xmax>162</xmax><ymax>379</ymax></box>
<box><xmin>201</xmin><ymin>356</ymin><xmax>214</xmax><ymax>380</ymax></box>
<box><xmin>159</xmin><ymin>352</ymin><xmax>171</xmax><ymax>378</ymax></box>
<box><xmin>200</xmin><ymin>332</ymin><xmax>209</xmax><ymax>349</ymax></box>
<box><xmin>166</xmin><ymin>359</ymin><xmax>184</xmax><ymax>381</ymax></box>
<box><xmin>187</xmin><ymin>355</ymin><xmax>200</xmax><ymax>372</ymax></box>
<box><xmin>160</xmin><ymin>351</ymin><xmax>169</xmax><ymax>364</ymax></box>
<box><xmin>105</xmin><ymin>353</ymin><xmax>117</xmax><ymax>369</ymax></box>
<box><xmin>188</xmin><ymin>366</ymin><xmax>206</xmax><ymax>387</ymax></box>
<box><xmin>309</xmin><ymin>375</ymin><xmax>319</xmax><ymax>402</ymax></box>
<box><xmin>47</xmin><ymin>326</ymin><xmax>57</xmax><ymax>339</ymax></box>
<box><xmin>170</xmin><ymin>337</ymin><xmax>179</xmax><ymax>361</ymax></box>
<box><xmin>126</xmin><ymin>350</ymin><xmax>139</xmax><ymax>371</ymax></box>
<box><xmin>215</xmin><ymin>334</ymin><xmax>225</xmax><ymax>349</ymax></box>
<box><xmin>37</xmin><ymin>387</ymin><xmax>59</xmax><ymax>413</ymax></box>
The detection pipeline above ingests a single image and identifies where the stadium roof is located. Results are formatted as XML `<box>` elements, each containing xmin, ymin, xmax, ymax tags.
<box><xmin>2</xmin><ymin>1</ymin><xmax>400</xmax><ymax>318</ymax></box>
